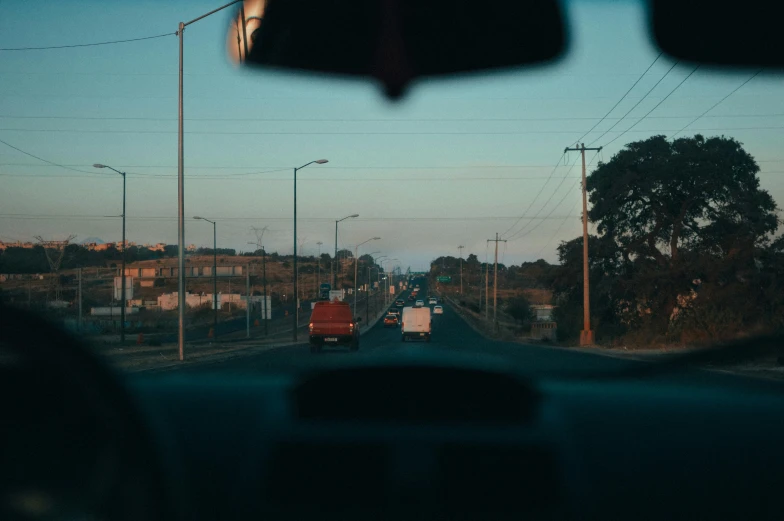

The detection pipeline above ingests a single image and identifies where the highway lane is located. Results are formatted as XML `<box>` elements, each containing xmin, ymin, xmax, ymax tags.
<box><xmin>169</xmin><ymin>278</ymin><xmax>641</xmax><ymax>377</ymax></box>
<box><xmin>161</xmin><ymin>278</ymin><xmax>784</xmax><ymax>392</ymax></box>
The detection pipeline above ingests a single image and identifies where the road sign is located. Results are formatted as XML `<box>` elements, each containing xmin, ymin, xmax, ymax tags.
<box><xmin>437</xmin><ymin>276</ymin><xmax>452</xmax><ymax>283</ymax></box>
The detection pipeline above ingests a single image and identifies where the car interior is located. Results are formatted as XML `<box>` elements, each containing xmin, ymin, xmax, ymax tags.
<box><xmin>2</xmin><ymin>0</ymin><xmax>784</xmax><ymax>520</ymax></box>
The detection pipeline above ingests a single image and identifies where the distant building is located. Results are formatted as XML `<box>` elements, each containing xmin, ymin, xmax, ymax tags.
<box><xmin>157</xmin><ymin>291</ymin><xmax>247</xmax><ymax>311</ymax></box>
<box><xmin>531</xmin><ymin>305</ymin><xmax>555</xmax><ymax>321</ymax></box>
<box><xmin>123</xmin><ymin>255</ymin><xmax>254</xmax><ymax>279</ymax></box>
<box><xmin>0</xmin><ymin>241</ymin><xmax>36</xmax><ymax>250</ymax></box>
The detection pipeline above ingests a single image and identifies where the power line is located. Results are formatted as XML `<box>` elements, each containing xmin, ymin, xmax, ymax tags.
<box><xmin>672</xmin><ymin>68</ymin><xmax>764</xmax><ymax>139</ymax></box>
<box><xmin>5</xmin><ymin>113</ymin><xmax>782</xmax><ymax>122</ymax></box>
<box><xmin>586</xmin><ymin>61</ymin><xmax>681</xmax><ymax>146</ymax></box>
<box><xmin>0</xmin><ymin>32</ymin><xmax>174</xmax><ymax>51</ymax></box>
<box><xmin>601</xmin><ymin>65</ymin><xmax>701</xmax><ymax>148</ymax></box>
<box><xmin>0</xmin><ymin>137</ymin><xmax>105</xmax><ymax>175</ymax></box>
<box><xmin>5</xmin><ymin>125</ymin><xmax>784</xmax><ymax>136</ymax></box>
<box><xmin>3</xmin><ymin>159</ymin><xmax>783</xmax><ymax>170</ymax></box>
<box><xmin>0</xmin><ymin>173</ymin><xmax>584</xmax><ymax>181</ymax></box>
<box><xmin>533</xmin><ymin>198</ymin><xmax>581</xmax><ymax>257</ymax></box>
<box><xmin>0</xmin><ymin>214</ymin><xmax>579</xmax><ymax>222</ymax></box>
<box><xmin>499</xmin><ymin>152</ymin><xmax>567</xmax><ymax>238</ymax></box>
<box><xmin>572</xmin><ymin>53</ymin><xmax>663</xmax><ymax>145</ymax></box>
<box><xmin>509</xmin><ymin>151</ymin><xmax>601</xmax><ymax>242</ymax></box>
<box><xmin>503</xmin><ymin>154</ymin><xmax>580</xmax><ymax>240</ymax></box>
<box><xmin>530</xmin><ymin>153</ymin><xmax>602</xmax><ymax>254</ymax></box>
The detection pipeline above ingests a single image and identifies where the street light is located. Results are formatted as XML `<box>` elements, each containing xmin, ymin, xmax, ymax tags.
<box><xmin>365</xmin><ymin>251</ymin><xmax>380</xmax><ymax>319</ymax></box>
<box><xmin>194</xmin><ymin>216</ymin><xmax>218</xmax><ymax>340</ymax></box>
<box><xmin>93</xmin><ymin>163</ymin><xmax>127</xmax><ymax>345</ymax></box>
<box><xmin>353</xmin><ymin>237</ymin><xmax>381</xmax><ymax>318</ymax></box>
<box><xmin>293</xmin><ymin>159</ymin><xmax>328</xmax><ymax>342</ymax></box>
<box><xmin>458</xmin><ymin>245</ymin><xmax>465</xmax><ymax>295</ymax></box>
<box><xmin>176</xmin><ymin>0</ymin><xmax>244</xmax><ymax>361</ymax></box>
<box><xmin>379</xmin><ymin>257</ymin><xmax>398</xmax><ymax>305</ymax></box>
<box><xmin>334</xmin><ymin>213</ymin><xmax>359</xmax><ymax>287</ymax></box>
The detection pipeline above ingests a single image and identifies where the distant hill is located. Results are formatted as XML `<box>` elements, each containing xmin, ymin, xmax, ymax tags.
<box><xmin>80</xmin><ymin>237</ymin><xmax>105</xmax><ymax>245</ymax></box>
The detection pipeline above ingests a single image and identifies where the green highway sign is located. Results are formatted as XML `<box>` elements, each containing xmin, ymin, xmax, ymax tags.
<box><xmin>437</xmin><ymin>276</ymin><xmax>452</xmax><ymax>283</ymax></box>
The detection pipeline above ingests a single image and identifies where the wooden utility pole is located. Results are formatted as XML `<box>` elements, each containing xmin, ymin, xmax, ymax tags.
<box><xmin>78</xmin><ymin>267</ymin><xmax>82</xmax><ymax>332</ymax></box>
<box><xmin>564</xmin><ymin>143</ymin><xmax>602</xmax><ymax>346</ymax></box>
<box><xmin>484</xmin><ymin>258</ymin><xmax>489</xmax><ymax>319</ymax></box>
<box><xmin>246</xmin><ymin>269</ymin><xmax>250</xmax><ymax>338</ymax></box>
<box><xmin>487</xmin><ymin>233</ymin><xmax>507</xmax><ymax>333</ymax></box>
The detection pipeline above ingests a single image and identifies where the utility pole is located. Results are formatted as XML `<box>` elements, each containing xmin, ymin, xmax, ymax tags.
<box><xmin>564</xmin><ymin>143</ymin><xmax>602</xmax><ymax>346</ymax></box>
<box><xmin>78</xmin><ymin>267</ymin><xmax>82</xmax><ymax>333</ymax></box>
<box><xmin>262</xmin><ymin>247</ymin><xmax>268</xmax><ymax>336</ymax></box>
<box><xmin>175</xmin><ymin>0</ymin><xmax>244</xmax><ymax>362</ymax></box>
<box><xmin>484</xmin><ymin>258</ymin><xmax>489</xmax><ymax>319</ymax></box>
<box><xmin>316</xmin><ymin>241</ymin><xmax>323</xmax><ymax>296</ymax></box>
<box><xmin>246</xmin><ymin>269</ymin><xmax>250</xmax><ymax>338</ymax></box>
<box><xmin>487</xmin><ymin>233</ymin><xmax>507</xmax><ymax>334</ymax></box>
<box><xmin>458</xmin><ymin>245</ymin><xmax>465</xmax><ymax>295</ymax></box>
<box><xmin>250</xmin><ymin>226</ymin><xmax>269</xmax><ymax>336</ymax></box>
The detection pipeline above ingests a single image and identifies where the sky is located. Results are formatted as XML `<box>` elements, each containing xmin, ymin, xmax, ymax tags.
<box><xmin>1</xmin><ymin>0</ymin><xmax>782</xmax><ymax>273</ymax></box>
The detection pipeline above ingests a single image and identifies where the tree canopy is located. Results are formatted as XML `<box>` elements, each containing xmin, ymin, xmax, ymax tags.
<box><xmin>555</xmin><ymin>135</ymin><xmax>782</xmax><ymax>345</ymax></box>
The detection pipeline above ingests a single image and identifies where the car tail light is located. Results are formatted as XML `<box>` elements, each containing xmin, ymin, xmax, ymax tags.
<box><xmin>349</xmin><ymin>322</ymin><xmax>354</xmax><ymax>332</ymax></box>
<box><xmin>309</xmin><ymin>323</ymin><xmax>314</xmax><ymax>332</ymax></box>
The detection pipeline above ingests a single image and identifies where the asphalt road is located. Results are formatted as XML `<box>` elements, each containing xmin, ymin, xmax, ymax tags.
<box><xmin>156</xmin><ymin>279</ymin><xmax>784</xmax><ymax>394</ymax></box>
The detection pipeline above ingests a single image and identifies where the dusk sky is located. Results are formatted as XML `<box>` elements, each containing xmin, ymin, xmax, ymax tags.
<box><xmin>1</xmin><ymin>0</ymin><xmax>782</xmax><ymax>272</ymax></box>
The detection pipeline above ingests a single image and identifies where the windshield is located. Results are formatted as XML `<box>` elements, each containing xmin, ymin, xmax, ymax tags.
<box><xmin>0</xmin><ymin>0</ymin><xmax>782</xmax><ymax>378</ymax></box>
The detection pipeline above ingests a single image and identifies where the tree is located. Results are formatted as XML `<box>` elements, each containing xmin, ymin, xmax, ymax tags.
<box><xmin>552</xmin><ymin>234</ymin><xmax>629</xmax><ymax>342</ymax></box>
<box><xmin>505</xmin><ymin>294</ymin><xmax>535</xmax><ymax>329</ymax></box>
<box><xmin>559</xmin><ymin>134</ymin><xmax>781</xmax><ymax>344</ymax></box>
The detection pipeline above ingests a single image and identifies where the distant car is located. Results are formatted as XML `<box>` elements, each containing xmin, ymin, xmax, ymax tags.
<box><xmin>415</xmin><ymin>300</ymin><xmax>424</xmax><ymax>308</ymax></box>
<box><xmin>395</xmin><ymin>299</ymin><xmax>405</xmax><ymax>307</ymax></box>
<box><xmin>408</xmin><ymin>294</ymin><xmax>416</xmax><ymax>301</ymax></box>
<box><xmin>388</xmin><ymin>309</ymin><xmax>400</xmax><ymax>318</ymax></box>
<box><xmin>428</xmin><ymin>297</ymin><xmax>437</xmax><ymax>305</ymax></box>
<box><xmin>383</xmin><ymin>313</ymin><xmax>399</xmax><ymax>327</ymax></box>
<box><xmin>433</xmin><ymin>305</ymin><xmax>443</xmax><ymax>315</ymax></box>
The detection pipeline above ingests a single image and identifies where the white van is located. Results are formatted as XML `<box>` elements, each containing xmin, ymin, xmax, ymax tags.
<box><xmin>401</xmin><ymin>306</ymin><xmax>431</xmax><ymax>342</ymax></box>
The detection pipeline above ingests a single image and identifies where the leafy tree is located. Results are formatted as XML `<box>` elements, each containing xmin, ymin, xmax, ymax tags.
<box><xmin>505</xmin><ymin>294</ymin><xmax>535</xmax><ymax>328</ymax></box>
<box><xmin>587</xmin><ymin>135</ymin><xmax>777</xmax><ymax>325</ymax></box>
<box><xmin>553</xmin><ymin>134</ymin><xmax>780</xmax><ymax>344</ymax></box>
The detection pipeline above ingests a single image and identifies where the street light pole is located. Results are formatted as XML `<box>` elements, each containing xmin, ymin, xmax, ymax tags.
<box><xmin>194</xmin><ymin>216</ymin><xmax>218</xmax><ymax>339</ymax></box>
<box><xmin>93</xmin><ymin>163</ymin><xmax>127</xmax><ymax>344</ymax></box>
<box><xmin>458</xmin><ymin>245</ymin><xmax>465</xmax><ymax>295</ymax></box>
<box><xmin>333</xmin><ymin>213</ymin><xmax>359</xmax><ymax>288</ymax></box>
<box><xmin>352</xmin><ymin>237</ymin><xmax>380</xmax><ymax>318</ymax></box>
<box><xmin>293</xmin><ymin>159</ymin><xmax>328</xmax><ymax>342</ymax></box>
<box><xmin>176</xmin><ymin>0</ymin><xmax>243</xmax><ymax>361</ymax></box>
<box><xmin>316</xmin><ymin>241</ymin><xmax>323</xmax><ymax>297</ymax></box>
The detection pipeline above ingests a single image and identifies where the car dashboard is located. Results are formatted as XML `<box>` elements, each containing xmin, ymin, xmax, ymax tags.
<box><xmin>127</xmin><ymin>361</ymin><xmax>784</xmax><ymax>521</ymax></box>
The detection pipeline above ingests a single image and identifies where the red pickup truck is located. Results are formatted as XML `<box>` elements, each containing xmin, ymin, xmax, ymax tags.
<box><xmin>308</xmin><ymin>300</ymin><xmax>360</xmax><ymax>354</ymax></box>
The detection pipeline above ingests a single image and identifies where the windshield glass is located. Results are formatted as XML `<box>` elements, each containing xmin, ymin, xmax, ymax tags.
<box><xmin>1</xmin><ymin>0</ymin><xmax>782</xmax><ymax>378</ymax></box>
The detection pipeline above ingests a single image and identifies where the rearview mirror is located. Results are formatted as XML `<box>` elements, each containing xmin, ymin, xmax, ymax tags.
<box><xmin>229</xmin><ymin>0</ymin><xmax>567</xmax><ymax>100</ymax></box>
<box><xmin>651</xmin><ymin>0</ymin><xmax>781</xmax><ymax>67</ymax></box>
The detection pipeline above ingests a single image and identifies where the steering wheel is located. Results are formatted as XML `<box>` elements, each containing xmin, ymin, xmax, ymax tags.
<box><xmin>0</xmin><ymin>303</ymin><xmax>173</xmax><ymax>521</ymax></box>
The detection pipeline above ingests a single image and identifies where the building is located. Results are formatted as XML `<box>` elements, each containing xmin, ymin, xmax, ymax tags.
<box><xmin>157</xmin><ymin>291</ymin><xmax>247</xmax><ymax>311</ymax></box>
<box><xmin>123</xmin><ymin>256</ymin><xmax>254</xmax><ymax>279</ymax></box>
<box><xmin>0</xmin><ymin>241</ymin><xmax>36</xmax><ymax>250</ymax></box>
<box><xmin>531</xmin><ymin>305</ymin><xmax>555</xmax><ymax>321</ymax></box>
